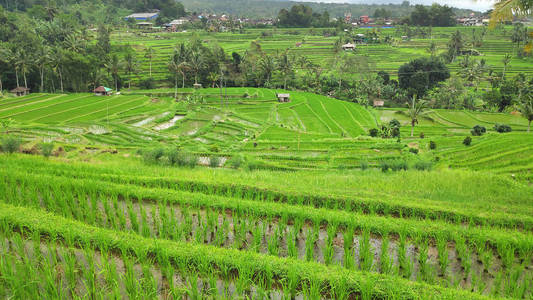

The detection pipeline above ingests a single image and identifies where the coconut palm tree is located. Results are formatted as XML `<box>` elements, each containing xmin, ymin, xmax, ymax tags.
<box><xmin>49</xmin><ymin>47</ymin><xmax>64</xmax><ymax>93</ymax></box>
<box><xmin>188</xmin><ymin>51</ymin><xmax>205</xmax><ymax>85</ymax></box>
<box><xmin>518</xmin><ymin>91</ymin><xmax>533</xmax><ymax>133</ymax></box>
<box><xmin>105</xmin><ymin>54</ymin><xmax>121</xmax><ymax>92</ymax></box>
<box><xmin>502</xmin><ymin>53</ymin><xmax>511</xmax><ymax>78</ymax></box>
<box><xmin>144</xmin><ymin>47</ymin><xmax>155</xmax><ymax>78</ymax></box>
<box><xmin>35</xmin><ymin>42</ymin><xmax>51</xmax><ymax>92</ymax></box>
<box><xmin>124</xmin><ymin>51</ymin><xmax>139</xmax><ymax>89</ymax></box>
<box><xmin>406</xmin><ymin>95</ymin><xmax>427</xmax><ymax>137</ymax></box>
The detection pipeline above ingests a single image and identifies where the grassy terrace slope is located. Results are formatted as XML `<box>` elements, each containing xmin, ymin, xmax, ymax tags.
<box><xmin>112</xmin><ymin>26</ymin><xmax>533</xmax><ymax>84</ymax></box>
<box><xmin>0</xmin><ymin>154</ymin><xmax>532</xmax><ymax>299</ymax></box>
<box><xmin>2</xmin><ymin>88</ymin><xmax>532</xmax><ymax>178</ymax></box>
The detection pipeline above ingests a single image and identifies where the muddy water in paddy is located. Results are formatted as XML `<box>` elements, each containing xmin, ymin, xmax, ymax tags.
<box><xmin>75</xmin><ymin>194</ymin><xmax>531</xmax><ymax>296</ymax></box>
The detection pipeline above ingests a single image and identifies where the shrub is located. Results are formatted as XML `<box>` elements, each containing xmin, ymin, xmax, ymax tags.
<box><xmin>166</xmin><ymin>148</ymin><xmax>182</xmax><ymax>166</ymax></box>
<box><xmin>379</xmin><ymin>161</ymin><xmax>390</xmax><ymax>172</ymax></box>
<box><xmin>139</xmin><ymin>77</ymin><xmax>155</xmax><ymax>90</ymax></box>
<box><xmin>0</xmin><ymin>136</ymin><xmax>20</xmax><ymax>154</ymax></box>
<box><xmin>209</xmin><ymin>156</ymin><xmax>220</xmax><ymax>168</ymax></box>
<box><xmin>209</xmin><ymin>145</ymin><xmax>220</xmax><ymax>153</ymax></box>
<box><xmin>40</xmin><ymin>142</ymin><xmax>54</xmax><ymax>158</ymax></box>
<box><xmin>409</xmin><ymin>148</ymin><xmax>419</xmax><ymax>154</ymax></box>
<box><xmin>471</xmin><ymin>125</ymin><xmax>486</xmax><ymax>136</ymax></box>
<box><xmin>369</xmin><ymin>128</ymin><xmax>379</xmax><ymax>137</ymax></box>
<box><xmin>463</xmin><ymin>136</ymin><xmax>472</xmax><ymax>146</ymax></box>
<box><xmin>360</xmin><ymin>160</ymin><xmax>369</xmax><ymax>170</ymax></box>
<box><xmin>142</xmin><ymin>147</ymin><xmax>164</xmax><ymax>164</ymax></box>
<box><xmin>390</xmin><ymin>159</ymin><xmax>409</xmax><ymax>171</ymax></box>
<box><xmin>413</xmin><ymin>160</ymin><xmax>433</xmax><ymax>171</ymax></box>
<box><xmin>227</xmin><ymin>154</ymin><xmax>245</xmax><ymax>169</ymax></box>
<box><xmin>429</xmin><ymin>141</ymin><xmax>436</xmax><ymax>150</ymax></box>
<box><xmin>185</xmin><ymin>154</ymin><xmax>198</xmax><ymax>168</ymax></box>
<box><xmin>389</xmin><ymin>119</ymin><xmax>401</xmax><ymax>129</ymax></box>
<box><xmin>493</xmin><ymin>123</ymin><xmax>512</xmax><ymax>133</ymax></box>
<box><xmin>419</xmin><ymin>132</ymin><xmax>425</xmax><ymax>139</ymax></box>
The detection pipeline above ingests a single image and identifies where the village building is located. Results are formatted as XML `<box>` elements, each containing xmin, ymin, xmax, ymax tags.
<box><xmin>277</xmin><ymin>93</ymin><xmax>290</xmax><ymax>103</ymax></box>
<box><xmin>10</xmin><ymin>87</ymin><xmax>30</xmax><ymax>97</ymax></box>
<box><xmin>94</xmin><ymin>86</ymin><xmax>112</xmax><ymax>96</ymax></box>
<box><xmin>125</xmin><ymin>11</ymin><xmax>159</xmax><ymax>21</ymax></box>
<box><xmin>136</xmin><ymin>22</ymin><xmax>153</xmax><ymax>28</ymax></box>
<box><xmin>342</xmin><ymin>43</ymin><xmax>356</xmax><ymax>51</ymax></box>
<box><xmin>373</xmin><ymin>99</ymin><xmax>385</xmax><ymax>107</ymax></box>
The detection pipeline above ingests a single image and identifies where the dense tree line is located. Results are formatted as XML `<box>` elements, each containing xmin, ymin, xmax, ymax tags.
<box><xmin>277</xmin><ymin>5</ymin><xmax>332</xmax><ymax>28</ymax></box>
<box><xmin>405</xmin><ymin>4</ymin><xmax>455</xmax><ymax>27</ymax></box>
<box><xmin>1</xmin><ymin>0</ymin><xmax>185</xmax><ymax>24</ymax></box>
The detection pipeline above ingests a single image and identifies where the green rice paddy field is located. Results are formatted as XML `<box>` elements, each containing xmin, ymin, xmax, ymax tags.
<box><xmin>113</xmin><ymin>26</ymin><xmax>533</xmax><ymax>84</ymax></box>
<box><xmin>0</xmin><ymin>88</ymin><xmax>532</xmax><ymax>299</ymax></box>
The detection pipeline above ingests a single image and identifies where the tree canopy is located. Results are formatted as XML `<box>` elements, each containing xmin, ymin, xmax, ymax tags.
<box><xmin>398</xmin><ymin>57</ymin><xmax>450</xmax><ymax>96</ymax></box>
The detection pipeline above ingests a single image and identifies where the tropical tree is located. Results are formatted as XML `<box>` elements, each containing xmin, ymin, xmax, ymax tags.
<box><xmin>426</xmin><ymin>40</ymin><xmax>437</xmax><ymax>57</ymax></box>
<box><xmin>124</xmin><ymin>51</ymin><xmax>139</xmax><ymax>89</ymax></box>
<box><xmin>406</xmin><ymin>95</ymin><xmax>427</xmax><ymax>137</ymax></box>
<box><xmin>188</xmin><ymin>50</ymin><xmax>205</xmax><ymax>85</ymax></box>
<box><xmin>501</xmin><ymin>53</ymin><xmax>511</xmax><ymax>78</ymax></box>
<box><xmin>277</xmin><ymin>50</ymin><xmax>294</xmax><ymax>89</ymax></box>
<box><xmin>35</xmin><ymin>42</ymin><xmax>51</xmax><ymax>92</ymax></box>
<box><xmin>258</xmin><ymin>55</ymin><xmax>275</xmax><ymax>85</ymax></box>
<box><xmin>518</xmin><ymin>88</ymin><xmax>533</xmax><ymax>132</ymax></box>
<box><xmin>49</xmin><ymin>47</ymin><xmax>64</xmax><ymax>93</ymax></box>
<box><xmin>105</xmin><ymin>54</ymin><xmax>121</xmax><ymax>91</ymax></box>
<box><xmin>447</xmin><ymin>30</ymin><xmax>463</xmax><ymax>62</ymax></box>
<box><xmin>0</xmin><ymin>118</ymin><xmax>13</xmax><ymax>134</ymax></box>
<box><xmin>207</xmin><ymin>72</ymin><xmax>219</xmax><ymax>88</ymax></box>
<box><xmin>169</xmin><ymin>49</ymin><xmax>190</xmax><ymax>98</ymax></box>
<box><xmin>491</xmin><ymin>0</ymin><xmax>533</xmax><ymax>26</ymax></box>
<box><xmin>144</xmin><ymin>47</ymin><xmax>155</xmax><ymax>78</ymax></box>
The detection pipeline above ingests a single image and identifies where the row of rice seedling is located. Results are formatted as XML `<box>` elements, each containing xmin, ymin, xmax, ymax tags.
<box><xmin>0</xmin><ymin>202</ymin><xmax>495</xmax><ymax>299</ymax></box>
<box><xmin>2</xmin><ymin>171</ymin><xmax>531</xmax><ymax>297</ymax></box>
<box><xmin>7</xmin><ymin>161</ymin><xmax>531</xmax><ymax>231</ymax></box>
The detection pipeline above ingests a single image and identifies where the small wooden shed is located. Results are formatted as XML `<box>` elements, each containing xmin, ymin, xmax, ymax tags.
<box><xmin>94</xmin><ymin>86</ymin><xmax>112</xmax><ymax>96</ymax></box>
<box><xmin>342</xmin><ymin>43</ymin><xmax>356</xmax><ymax>51</ymax></box>
<box><xmin>193</xmin><ymin>83</ymin><xmax>202</xmax><ymax>89</ymax></box>
<box><xmin>10</xmin><ymin>87</ymin><xmax>30</xmax><ymax>97</ymax></box>
<box><xmin>373</xmin><ymin>99</ymin><xmax>384</xmax><ymax>107</ymax></box>
<box><xmin>277</xmin><ymin>93</ymin><xmax>290</xmax><ymax>103</ymax></box>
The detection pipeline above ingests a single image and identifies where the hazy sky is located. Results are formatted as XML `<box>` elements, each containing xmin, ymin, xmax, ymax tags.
<box><xmin>302</xmin><ymin>0</ymin><xmax>496</xmax><ymax>11</ymax></box>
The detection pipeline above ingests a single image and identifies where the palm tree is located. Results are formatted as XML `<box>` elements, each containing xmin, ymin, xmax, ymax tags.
<box><xmin>144</xmin><ymin>47</ymin><xmax>155</xmax><ymax>78</ymax></box>
<box><xmin>14</xmin><ymin>51</ymin><xmax>32</xmax><ymax>89</ymax></box>
<box><xmin>169</xmin><ymin>50</ymin><xmax>190</xmax><ymax>98</ymax></box>
<box><xmin>518</xmin><ymin>92</ymin><xmax>533</xmax><ymax>133</ymax></box>
<box><xmin>188</xmin><ymin>51</ymin><xmax>205</xmax><ymax>85</ymax></box>
<box><xmin>0</xmin><ymin>44</ymin><xmax>11</xmax><ymax>93</ymax></box>
<box><xmin>35</xmin><ymin>42</ymin><xmax>51</xmax><ymax>92</ymax></box>
<box><xmin>447</xmin><ymin>30</ymin><xmax>463</xmax><ymax>62</ymax></box>
<box><xmin>491</xmin><ymin>0</ymin><xmax>532</xmax><ymax>26</ymax></box>
<box><xmin>50</xmin><ymin>47</ymin><xmax>64</xmax><ymax>93</ymax></box>
<box><xmin>124</xmin><ymin>51</ymin><xmax>138</xmax><ymax>89</ymax></box>
<box><xmin>406</xmin><ymin>95</ymin><xmax>427</xmax><ymax>137</ymax></box>
<box><xmin>277</xmin><ymin>50</ymin><xmax>293</xmax><ymax>90</ymax></box>
<box><xmin>207</xmin><ymin>72</ymin><xmax>219</xmax><ymax>88</ymax></box>
<box><xmin>502</xmin><ymin>53</ymin><xmax>511</xmax><ymax>78</ymax></box>
<box><xmin>426</xmin><ymin>41</ymin><xmax>437</xmax><ymax>57</ymax></box>
<box><xmin>258</xmin><ymin>55</ymin><xmax>275</xmax><ymax>85</ymax></box>
<box><xmin>105</xmin><ymin>54</ymin><xmax>121</xmax><ymax>92</ymax></box>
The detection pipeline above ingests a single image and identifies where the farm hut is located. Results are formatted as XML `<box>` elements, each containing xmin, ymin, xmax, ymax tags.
<box><xmin>277</xmin><ymin>93</ymin><xmax>290</xmax><ymax>103</ymax></box>
<box><xmin>137</xmin><ymin>22</ymin><xmax>153</xmax><ymax>28</ymax></box>
<box><xmin>125</xmin><ymin>12</ymin><xmax>159</xmax><ymax>21</ymax></box>
<box><xmin>193</xmin><ymin>83</ymin><xmax>202</xmax><ymax>89</ymax></box>
<box><xmin>373</xmin><ymin>100</ymin><xmax>385</xmax><ymax>107</ymax></box>
<box><xmin>94</xmin><ymin>86</ymin><xmax>112</xmax><ymax>96</ymax></box>
<box><xmin>342</xmin><ymin>43</ymin><xmax>356</xmax><ymax>51</ymax></box>
<box><xmin>10</xmin><ymin>87</ymin><xmax>30</xmax><ymax>97</ymax></box>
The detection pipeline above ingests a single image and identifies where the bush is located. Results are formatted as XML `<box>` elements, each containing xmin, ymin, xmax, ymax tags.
<box><xmin>40</xmin><ymin>142</ymin><xmax>54</xmax><ymax>157</ymax></box>
<box><xmin>429</xmin><ymin>141</ymin><xmax>436</xmax><ymax>150</ymax></box>
<box><xmin>227</xmin><ymin>154</ymin><xmax>245</xmax><ymax>169</ymax></box>
<box><xmin>463</xmin><ymin>136</ymin><xmax>472</xmax><ymax>146</ymax></box>
<box><xmin>360</xmin><ymin>160</ymin><xmax>369</xmax><ymax>170</ymax></box>
<box><xmin>142</xmin><ymin>147</ymin><xmax>164</xmax><ymax>164</ymax></box>
<box><xmin>0</xmin><ymin>136</ymin><xmax>20</xmax><ymax>154</ymax></box>
<box><xmin>369</xmin><ymin>128</ymin><xmax>379</xmax><ymax>137</ymax></box>
<box><xmin>413</xmin><ymin>160</ymin><xmax>433</xmax><ymax>171</ymax></box>
<box><xmin>209</xmin><ymin>156</ymin><xmax>220</xmax><ymax>168</ymax></box>
<box><xmin>409</xmin><ymin>148</ymin><xmax>419</xmax><ymax>154</ymax></box>
<box><xmin>185</xmin><ymin>154</ymin><xmax>198</xmax><ymax>168</ymax></box>
<box><xmin>138</xmin><ymin>77</ymin><xmax>155</xmax><ymax>90</ymax></box>
<box><xmin>471</xmin><ymin>125</ymin><xmax>486</xmax><ymax>136</ymax></box>
<box><xmin>419</xmin><ymin>132</ymin><xmax>425</xmax><ymax>139</ymax></box>
<box><xmin>493</xmin><ymin>123</ymin><xmax>512</xmax><ymax>133</ymax></box>
<box><xmin>389</xmin><ymin>119</ymin><xmax>401</xmax><ymax>129</ymax></box>
<box><xmin>390</xmin><ymin>159</ymin><xmax>409</xmax><ymax>171</ymax></box>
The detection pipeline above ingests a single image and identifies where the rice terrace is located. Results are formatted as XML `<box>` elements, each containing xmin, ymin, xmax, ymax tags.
<box><xmin>0</xmin><ymin>0</ymin><xmax>532</xmax><ymax>299</ymax></box>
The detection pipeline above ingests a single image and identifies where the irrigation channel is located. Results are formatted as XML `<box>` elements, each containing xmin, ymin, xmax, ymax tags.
<box><xmin>1</xmin><ymin>171</ymin><xmax>531</xmax><ymax>298</ymax></box>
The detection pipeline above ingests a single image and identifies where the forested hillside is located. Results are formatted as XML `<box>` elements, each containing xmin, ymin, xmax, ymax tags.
<box><xmin>180</xmin><ymin>0</ymin><xmax>478</xmax><ymax>18</ymax></box>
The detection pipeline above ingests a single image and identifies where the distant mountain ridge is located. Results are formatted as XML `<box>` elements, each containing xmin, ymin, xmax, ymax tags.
<box><xmin>180</xmin><ymin>0</ymin><xmax>478</xmax><ymax>18</ymax></box>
